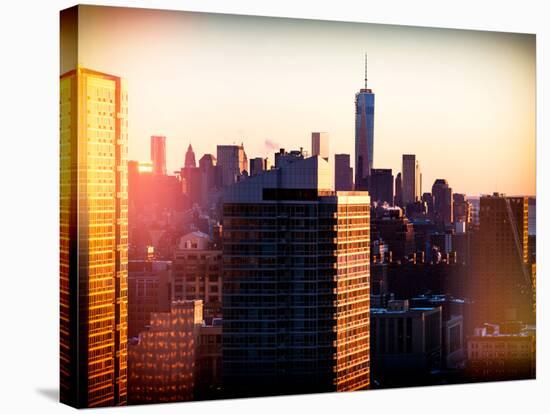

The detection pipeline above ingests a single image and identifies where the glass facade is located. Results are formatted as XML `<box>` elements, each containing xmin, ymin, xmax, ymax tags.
<box><xmin>355</xmin><ymin>90</ymin><xmax>375</xmax><ymax>190</ymax></box>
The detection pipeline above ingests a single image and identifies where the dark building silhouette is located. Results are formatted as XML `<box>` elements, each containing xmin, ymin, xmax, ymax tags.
<box><xmin>432</xmin><ymin>179</ymin><xmax>453</xmax><ymax>225</ymax></box>
<box><xmin>371</xmin><ymin>207</ymin><xmax>415</xmax><ymax>262</ymax></box>
<box><xmin>394</xmin><ymin>172</ymin><xmax>403</xmax><ymax>207</ymax></box>
<box><xmin>370</xmin><ymin>168</ymin><xmax>394</xmax><ymax>206</ymax></box>
<box><xmin>151</xmin><ymin>135</ymin><xmax>167</xmax><ymax>175</ymax></box>
<box><xmin>185</xmin><ymin>143</ymin><xmax>197</xmax><ymax>168</ymax></box>
<box><xmin>334</xmin><ymin>153</ymin><xmax>354</xmax><ymax>191</ymax></box>
<box><xmin>453</xmin><ymin>193</ymin><xmax>471</xmax><ymax>224</ymax></box>
<box><xmin>355</xmin><ymin>55</ymin><xmax>375</xmax><ymax>191</ymax></box>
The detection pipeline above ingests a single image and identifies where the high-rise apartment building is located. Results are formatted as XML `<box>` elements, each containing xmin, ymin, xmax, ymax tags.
<box><xmin>370</xmin><ymin>169</ymin><xmax>394</xmax><ymax>206</ymax></box>
<box><xmin>402</xmin><ymin>154</ymin><xmax>421</xmax><ymax>206</ymax></box>
<box><xmin>470</xmin><ymin>194</ymin><xmax>532</xmax><ymax>328</ymax></box>
<box><xmin>355</xmin><ymin>55</ymin><xmax>375</xmax><ymax>190</ymax></box>
<box><xmin>334</xmin><ymin>154</ymin><xmax>353</xmax><ymax>191</ymax></box>
<box><xmin>222</xmin><ymin>156</ymin><xmax>371</xmax><ymax>396</ymax></box>
<box><xmin>432</xmin><ymin>179</ymin><xmax>453</xmax><ymax>225</ymax></box>
<box><xmin>60</xmin><ymin>66</ymin><xmax>128</xmax><ymax>407</ymax></box>
<box><xmin>250</xmin><ymin>157</ymin><xmax>270</xmax><ymax>176</ymax></box>
<box><xmin>216</xmin><ymin>144</ymin><xmax>248</xmax><ymax>187</ymax></box>
<box><xmin>311</xmin><ymin>132</ymin><xmax>329</xmax><ymax>160</ymax></box>
<box><xmin>151</xmin><ymin>135</ymin><xmax>167</xmax><ymax>175</ymax></box>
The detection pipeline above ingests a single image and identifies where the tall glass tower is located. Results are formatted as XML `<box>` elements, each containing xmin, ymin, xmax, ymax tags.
<box><xmin>355</xmin><ymin>54</ymin><xmax>375</xmax><ymax>191</ymax></box>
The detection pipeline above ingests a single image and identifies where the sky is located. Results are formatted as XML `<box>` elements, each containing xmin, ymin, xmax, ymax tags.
<box><xmin>70</xmin><ymin>5</ymin><xmax>536</xmax><ymax>196</ymax></box>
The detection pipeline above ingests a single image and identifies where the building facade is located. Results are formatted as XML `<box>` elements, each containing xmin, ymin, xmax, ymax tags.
<box><xmin>151</xmin><ymin>135</ymin><xmax>167</xmax><ymax>175</ymax></box>
<box><xmin>60</xmin><ymin>66</ymin><xmax>128</xmax><ymax>407</ymax></box>
<box><xmin>402</xmin><ymin>154</ymin><xmax>421</xmax><ymax>206</ymax></box>
<box><xmin>216</xmin><ymin>144</ymin><xmax>248</xmax><ymax>187</ymax></box>
<box><xmin>222</xmin><ymin>157</ymin><xmax>371</xmax><ymax>396</ymax></box>
<box><xmin>311</xmin><ymin>132</ymin><xmax>329</xmax><ymax>160</ymax></box>
<box><xmin>334</xmin><ymin>153</ymin><xmax>353</xmax><ymax>191</ymax></box>
<box><xmin>370</xmin><ymin>169</ymin><xmax>394</xmax><ymax>206</ymax></box>
<box><xmin>432</xmin><ymin>179</ymin><xmax>453</xmax><ymax>225</ymax></box>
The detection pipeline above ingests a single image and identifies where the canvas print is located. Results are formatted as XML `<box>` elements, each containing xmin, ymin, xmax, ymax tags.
<box><xmin>59</xmin><ymin>5</ymin><xmax>536</xmax><ymax>408</ymax></box>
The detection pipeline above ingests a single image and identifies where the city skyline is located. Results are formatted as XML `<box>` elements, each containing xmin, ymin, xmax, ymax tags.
<box><xmin>68</xmin><ymin>5</ymin><xmax>536</xmax><ymax>196</ymax></box>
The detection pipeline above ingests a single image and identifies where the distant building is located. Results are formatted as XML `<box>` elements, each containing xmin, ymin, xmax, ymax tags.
<box><xmin>249</xmin><ymin>157</ymin><xmax>270</xmax><ymax>176</ymax></box>
<box><xmin>371</xmin><ymin>207</ymin><xmax>415</xmax><ymax>262</ymax></box>
<box><xmin>128</xmin><ymin>300</ymin><xmax>203</xmax><ymax>404</ymax></box>
<box><xmin>216</xmin><ymin>144</ymin><xmax>248</xmax><ymax>187</ymax></box>
<box><xmin>128</xmin><ymin>260</ymin><xmax>172</xmax><ymax>338</ymax></box>
<box><xmin>370</xmin><ymin>300</ymin><xmax>442</xmax><ymax>387</ymax></box>
<box><xmin>355</xmin><ymin>55</ymin><xmax>375</xmax><ymax>190</ymax></box>
<box><xmin>402</xmin><ymin>154</ymin><xmax>421</xmax><ymax>206</ymax></box>
<box><xmin>432</xmin><ymin>179</ymin><xmax>453</xmax><ymax>225</ymax></box>
<box><xmin>311</xmin><ymin>132</ymin><xmax>329</xmax><ymax>160</ymax></box>
<box><xmin>470</xmin><ymin>194</ymin><xmax>533</xmax><ymax>327</ymax></box>
<box><xmin>422</xmin><ymin>192</ymin><xmax>434</xmax><ymax>217</ymax></box>
<box><xmin>151</xmin><ymin>135</ymin><xmax>167</xmax><ymax>175</ymax></box>
<box><xmin>173</xmin><ymin>231</ymin><xmax>222</xmax><ymax>319</ymax></box>
<box><xmin>466</xmin><ymin>322</ymin><xmax>535</xmax><ymax>382</ymax></box>
<box><xmin>185</xmin><ymin>143</ymin><xmax>197</xmax><ymax>168</ymax></box>
<box><xmin>453</xmin><ymin>193</ymin><xmax>471</xmax><ymax>224</ymax></box>
<box><xmin>199</xmin><ymin>154</ymin><xmax>219</xmax><ymax>208</ymax></box>
<box><xmin>334</xmin><ymin>154</ymin><xmax>353</xmax><ymax>191</ymax></box>
<box><xmin>274</xmin><ymin>147</ymin><xmax>306</xmax><ymax>168</ymax></box>
<box><xmin>222</xmin><ymin>156</ymin><xmax>371</xmax><ymax>396</ymax></box>
<box><xmin>394</xmin><ymin>172</ymin><xmax>403</xmax><ymax>207</ymax></box>
<box><xmin>370</xmin><ymin>168</ymin><xmax>394</xmax><ymax>206</ymax></box>
<box><xmin>181</xmin><ymin>165</ymin><xmax>202</xmax><ymax>208</ymax></box>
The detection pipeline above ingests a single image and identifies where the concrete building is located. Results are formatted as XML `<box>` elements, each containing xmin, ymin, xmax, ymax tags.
<box><xmin>128</xmin><ymin>260</ymin><xmax>171</xmax><ymax>338</ymax></box>
<box><xmin>370</xmin><ymin>300</ymin><xmax>442</xmax><ymax>387</ymax></box>
<box><xmin>60</xmin><ymin>65</ymin><xmax>128</xmax><ymax>407</ymax></box>
<box><xmin>173</xmin><ymin>232</ymin><xmax>223</xmax><ymax>319</ymax></box>
<box><xmin>466</xmin><ymin>322</ymin><xmax>535</xmax><ymax>381</ymax></box>
<box><xmin>334</xmin><ymin>153</ymin><xmax>353</xmax><ymax>191</ymax></box>
<box><xmin>402</xmin><ymin>154</ymin><xmax>421</xmax><ymax>206</ymax></box>
<box><xmin>222</xmin><ymin>156</ymin><xmax>370</xmax><ymax>396</ymax></box>
<box><xmin>249</xmin><ymin>157</ymin><xmax>271</xmax><ymax>176</ymax></box>
<box><xmin>274</xmin><ymin>147</ymin><xmax>306</xmax><ymax>168</ymax></box>
<box><xmin>371</xmin><ymin>207</ymin><xmax>415</xmax><ymax>262</ymax></box>
<box><xmin>128</xmin><ymin>300</ymin><xmax>203</xmax><ymax>404</ymax></box>
<box><xmin>311</xmin><ymin>132</ymin><xmax>329</xmax><ymax>160</ymax></box>
<box><xmin>196</xmin><ymin>319</ymin><xmax>223</xmax><ymax>399</ymax></box>
<box><xmin>453</xmin><ymin>193</ymin><xmax>471</xmax><ymax>224</ymax></box>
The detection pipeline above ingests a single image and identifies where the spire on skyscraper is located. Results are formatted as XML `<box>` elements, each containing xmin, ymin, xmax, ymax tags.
<box><xmin>185</xmin><ymin>143</ymin><xmax>196</xmax><ymax>168</ymax></box>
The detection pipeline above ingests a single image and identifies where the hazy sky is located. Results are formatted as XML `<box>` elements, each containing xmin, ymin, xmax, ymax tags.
<box><xmin>73</xmin><ymin>5</ymin><xmax>536</xmax><ymax>196</ymax></box>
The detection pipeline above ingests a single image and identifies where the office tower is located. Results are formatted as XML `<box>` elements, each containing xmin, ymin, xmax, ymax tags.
<box><xmin>151</xmin><ymin>135</ymin><xmax>167</xmax><ymax>175</ymax></box>
<box><xmin>370</xmin><ymin>300</ymin><xmax>442</xmax><ymax>387</ymax></box>
<box><xmin>173</xmin><ymin>231</ymin><xmax>223</xmax><ymax>319</ymax></box>
<box><xmin>250</xmin><ymin>157</ymin><xmax>270</xmax><ymax>176</ymax></box>
<box><xmin>466</xmin><ymin>322</ymin><xmax>535</xmax><ymax>381</ymax></box>
<box><xmin>128</xmin><ymin>300</ymin><xmax>203</xmax><ymax>404</ymax></box>
<box><xmin>334</xmin><ymin>154</ymin><xmax>353</xmax><ymax>191</ymax></box>
<box><xmin>128</xmin><ymin>260</ymin><xmax>171</xmax><ymax>338</ymax></box>
<box><xmin>432</xmin><ymin>179</ymin><xmax>453</xmax><ymax>225</ymax></box>
<box><xmin>355</xmin><ymin>54</ymin><xmax>375</xmax><ymax>190</ymax></box>
<box><xmin>453</xmin><ymin>193</ymin><xmax>471</xmax><ymax>224</ymax></box>
<box><xmin>198</xmin><ymin>154</ymin><xmax>218</xmax><ymax>208</ymax></box>
<box><xmin>394</xmin><ymin>172</ymin><xmax>403</xmax><ymax>207</ymax></box>
<box><xmin>60</xmin><ymin>67</ymin><xmax>128</xmax><ymax>407</ymax></box>
<box><xmin>370</xmin><ymin>169</ymin><xmax>394</xmax><ymax>206</ymax></box>
<box><xmin>402</xmin><ymin>154</ymin><xmax>421</xmax><ymax>206</ymax></box>
<box><xmin>181</xmin><ymin>165</ymin><xmax>202</xmax><ymax>209</ymax></box>
<box><xmin>470</xmin><ymin>194</ymin><xmax>532</xmax><ymax>327</ymax></box>
<box><xmin>216</xmin><ymin>144</ymin><xmax>248</xmax><ymax>187</ymax></box>
<box><xmin>274</xmin><ymin>147</ymin><xmax>306</xmax><ymax>168</ymax></box>
<box><xmin>222</xmin><ymin>156</ymin><xmax>371</xmax><ymax>396</ymax></box>
<box><xmin>185</xmin><ymin>143</ymin><xmax>197</xmax><ymax>168</ymax></box>
<box><xmin>311</xmin><ymin>132</ymin><xmax>329</xmax><ymax>160</ymax></box>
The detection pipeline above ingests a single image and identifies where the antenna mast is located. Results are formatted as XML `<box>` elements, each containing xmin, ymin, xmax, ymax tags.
<box><xmin>364</xmin><ymin>53</ymin><xmax>368</xmax><ymax>89</ymax></box>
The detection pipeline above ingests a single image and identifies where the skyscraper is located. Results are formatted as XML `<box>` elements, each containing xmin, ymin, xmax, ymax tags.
<box><xmin>311</xmin><ymin>132</ymin><xmax>329</xmax><ymax>160</ymax></box>
<box><xmin>355</xmin><ymin>54</ymin><xmax>375</xmax><ymax>190</ymax></box>
<box><xmin>250</xmin><ymin>157</ymin><xmax>270</xmax><ymax>176</ymax></box>
<box><xmin>370</xmin><ymin>168</ymin><xmax>394</xmax><ymax>206</ymax></box>
<box><xmin>394</xmin><ymin>172</ymin><xmax>403</xmax><ymax>207</ymax></box>
<box><xmin>402</xmin><ymin>154</ymin><xmax>421</xmax><ymax>206</ymax></box>
<box><xmin>432</xmin><ymin>179</ymin><xmax>453</xmax><ymax>225</ymax></box>
<box><xmin>185</xmin><ymin>143</ymin><xmax>197</xmax><ymax>168</ymax></box>
<box><xmin>334</xmin><ymin>153</ymin><xmax>353</xmax><ymax>191</ymax></box>
<box><xmin>151</xmin><ymin>135</ymin><xmax>167</xmax><ymax>175</ymax></box>
<box><xmin>470</xmin><ymin>194</ymin><xmax>533</xmax><ymax>327</ymax></box>
<box><xmin>216</xmin><ymin>144</ymin><xmax>248</xmax><ymax>187</ymax></box>
<box><xmin>60</xmin><ymin>67</ymin><xmax>128</xmax><ymax>407</ymax></box>
<box><xmin>222</xmin><ymin>156</ymin><xmax>371</xmax><ymax>396</ymax></box>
